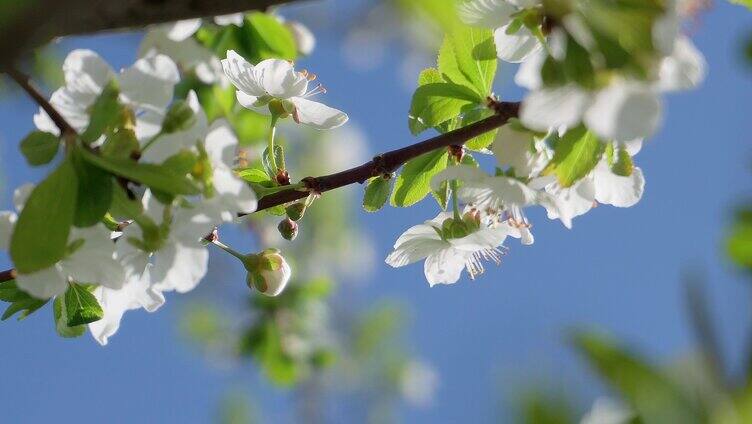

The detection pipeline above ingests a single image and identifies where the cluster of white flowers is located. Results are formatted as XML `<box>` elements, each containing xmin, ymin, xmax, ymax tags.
<box><xmin>2</xmin><ymin>49</ymin><xmax>269</xmax><ymax>344</ymax></box>
<box><xmin>386</xmin><ymin>0</ymin><xmax>705</xmax><ymax>286</ymax></box>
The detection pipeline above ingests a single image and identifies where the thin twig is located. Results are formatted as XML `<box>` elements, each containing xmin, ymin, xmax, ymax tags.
<box><xmin>246</xmin><ymin>101</ymin><xmax>520</xmax><ymax>214</ymax></box>
<box><xmin>4</xmin><ymin>67</ymin><xmax>77</xmax><ymax>139</ymax></box>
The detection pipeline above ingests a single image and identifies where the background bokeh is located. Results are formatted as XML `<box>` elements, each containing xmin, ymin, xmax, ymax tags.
<box><xmin>0</xmin><ymin>0</ymin><xmax>751</xmax><ymax>422</ymax></box>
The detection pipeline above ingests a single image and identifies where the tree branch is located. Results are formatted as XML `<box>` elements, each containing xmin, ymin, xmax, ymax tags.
<box><xmin>249</xmin><ymin>101</ymin><xmax>521</xmax><ymax>213</ymax></box>
<box><xmin>4</xmin><ymin>67</ymin><xmax>77</xmax><ymax>139</ymax></box>
<box><xmin>0</xmin><ymin>0</ymin><xmax>305</xmax><ymax>69</ymax></box>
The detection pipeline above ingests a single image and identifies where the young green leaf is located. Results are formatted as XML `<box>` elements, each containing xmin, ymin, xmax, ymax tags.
<box><xmin>10</xmin><ymin>159</ymin><xmax>78</xmax><ymax>273</ymax></box>
<box><xmin>19</xmin><ymin>131</ymin><xmax>60</xmax><ymax>166</ymax></box>
<box><xmin>437</xmin><ymin>26</ymin><xmax>497</xmax><ymax>99</ymax></box>
<box><xmin>53</xmin><ymin>294</ymin><xmax>85</xmax><ymax>338</ymax></box>
<box><xmin>63</xmin><ymin>283</ymin><xmax>103</xmax><ymax>327</ymax></box>
<box><xmin>363</xmin><ymin>176</ymin><xmax>391</xmax><ymax>213</ymax></box>
<box><xmin>101</xmin><ymin>128</ymin><xmax>139</xmax><ymax>159</ymax></box>
<box><xmin>81</xmin><ymin>80</ymin><xmax>121</xmax><ymax>144</ymax></box>
<box><xmin>80</xmin><ymin>148</ymin><xmax>200</xmax><ymax>195</ymax></box>
<box><xmin>391</xmin><ymin>149</ymin><xmax>449</xmax><ymax>207</ymax></box>
<box><xmin>408</xmin><ymin>83</ymin><xmax>479</xmax><ymax>135</ymax></box>
<box><xmin>431</xmin><ymin>180</ymin><xmax>450</xmax><ymax>210</ymax></box>
<box><xmin>0</xmin><ymin>280</ymin><xmax>48</xmax><ymax>321</ymax></box>
<box><xmin>72</xmin><ymin>151</ymin><xmax>113</xmax><ymax>227</ymax></box>
<box><xmin>573</xmin><ymin>331</ymin><xmax>705</xmax><ymax>423</ymax></box>
<box><xmin>237</xmin><ymin>167</ymin><xmax>273</xmax><ymax>184</ymax></box>
<box><xmin>543</xmin><ymin>125</ymin><xmax>605</xmax><ymax>187</ymax></box>
<box><xmin>243</xmin><ymin>12</ymin><xmax>297</xmax><ymax>63</ymax></box>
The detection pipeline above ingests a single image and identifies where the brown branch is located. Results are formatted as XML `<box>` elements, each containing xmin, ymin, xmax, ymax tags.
<box><xmin>4</xmin><ymin>67</ymin><xmax>77</xmax><ymax>139</ymax></box>
<box><xmin>0</xmin><ymin>0</ymin><xmax>305</xmax><ymax>70</ymax></box>
<box><xmin>248</xmin><ymin>101</ymin><xmax>521</xmax><ymax>214</ymax></box>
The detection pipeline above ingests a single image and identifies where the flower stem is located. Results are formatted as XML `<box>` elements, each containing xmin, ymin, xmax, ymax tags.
<box><xmin>211</xmin><ymin>240</ymin><xmax>246</xmax><ymax>261</ymax></box>
<box><xmin>451</xmin><ymin>179</ymin><xmax>461</xmax><ymax>221</ymax></box>
<box><xmin>267</xmin><ymin>114</ymin><xmax>279</xmax><ymax>174</ymax></box>
<box><xmin>141</xmin><ymin>131</ymin><xmax>164</xmax><ymax>153</ymax></box>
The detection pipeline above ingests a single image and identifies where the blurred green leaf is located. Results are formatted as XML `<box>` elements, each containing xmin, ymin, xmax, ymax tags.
<box><xmin>543</xmin><ymin>125</ymin><xmax>604</xmax><ymax>187</ymax></box>
<box><xmin>72</xmin><ymin>150</ymin><xmax>113</xmax><ymax>227</ymax></box>
<box><xmin>727</xmin><ymin>207</ymin><xmax>752</xmax><ymax>271</ymax></box>
<box><xmin>574</xmin><ymin>331</ymin><xmax>705</xmax><ymax>424</ymax></box>
<box><xmin>81</xmin><ymin>80</ymin><xmax>121</xmax><ymax>144</ymax></box>
<box><xmin>19</xmin><ymin>131</ymin><xmax>59</xmax><ymax>166</ymax></box>
<box><xmin>0</xmin><ymin>280</ymin><xmax>48</xmax><ymax>321</ymax></box>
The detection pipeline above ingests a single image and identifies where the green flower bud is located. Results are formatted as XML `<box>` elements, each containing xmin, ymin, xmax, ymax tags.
<box><xmin>285</xmin><ymin>202</ymin><xmax>306</xmax><ymax>221</ymax></box>
<box><xmin>242</xmin><ymin>249</ymin><xmax>291</xmax><ymax>297</ymax></box>
<box><xmin>161</xmin><ymin>100</ymin><xmax>196</xmax><ymax>134</ymax></box>
<box><xmin>278</xmin><ymin>218</ymin><xmax>298</xmax><ymax>241</ymax></box>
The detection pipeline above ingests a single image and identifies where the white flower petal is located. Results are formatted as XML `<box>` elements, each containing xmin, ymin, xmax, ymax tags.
<box><xmin>119</xmin><ymin>54</ymin><xmax>180</xmax><ymax>110</ymax></box>
<box><xmin>88</xmin><ymin>267</ymin><xmax>165</xmax><ymax>346</ymax></box>
<box><xmin>166</xmin><ymin>19</ymin><xmax>202</xmax><ymax>41</ymax></box>
<box><xmin>393</xmin><ymin>223</ymin><xmax>442</xmax><ymax>248</ymax></box>
<box><xmin>286</xmin><ymin>20</ymin><xmax>316</xmax><ymax>55</ymax></box>
<box><xmin>458</xmin><ymin>0</ymin><xmax>516</xmax><ymax>28</ymax></box>
<box><xmin>492</xmin><ymin>124</ymin><xmax>549</xmax><ymax>177</ymax></box>
<box><xmin>494</xmin><ymin>25</ymin><xmax>542</xmax><ymax>63</ymax></box>
<box><xmin>204</xmin><ymin>119</ymin><xmax>239</xmax><ymax>169</ymax></box>
<box><xmin>16</xmin><ymin>265</ymin><xmax>68</xmax><ymax>299</ymax></box>
<box><xmin>430</xmin><ymin>165</ymin><xmax>488</xmax><ymax>192</ymax></box>
<box><xmin>221</xmin><ymin>50</ymin><xmax>267</xmax><ymax>97</ymax></box>
<box><xmin>62</xmin><ymin>225</ymin><xmax>125</xmax><ymax>289</ymax></box>
<box><xmin>424</xmin><ymin>248</ymin><xmax>468</xmax><ymax>286</ymax></box>
<box><xmin>584</xmin><ymin>82</ymin><xmax>662</xmax><ymax>141</ymax></box>
<box><xmin>593</xmin><ymin>162</ymin><xmax>645</xmax><ymax>207</ymax></box>
<box><xmin>235</xmin><ymin>90</ymin><xmax>268</xmax><ymax>113</ymax></box>
<box><xmin>386</xmin><ymin>238</ymin><xmax>448</xmax><ymax>268</ymax></box>
<box><xmin>520</xmin><ymin>85</ymin><xmax>590</xmax><ymax>132</ymax></box>
<box><xmin>214</xmin><ymin>13</ymin><xmax>244</xmax><ymax>26</ymax></box>
<box><xmin>514</xmin><ymin>49</ymin><xmax>546</xmax><ymax>90</ymax></box>
<box><xmin>255</xmin><ymin>59</ymin><xmax>308</xmax><ymax>98</ymax></box>
<box><xmin>212</xmin><ymin>168</ymin><xmax>258</xmax><ymax>219</ymax></box>
<box><xmin>451</xmin><ymin>226</ymin><xmax>509</xmax><ymax>251</ymax></box>
<box><xmin>150</xmin><ymin>242</ymin><xmax>209</xmax><ymax>294</ymax></box>
<box><xmin>63</xmin><ymin>50</ymin><xmax>114</xmax><ymax>97</ymax></box>
<box><xmin>658</xmin><ymin>36</ymin><xmax>706</xmax><ymax>92</ymax></box>
<box><xmin>291</xmin><ymin>97</ymin><xmax>349</xmax><ymax>130</ymax></box>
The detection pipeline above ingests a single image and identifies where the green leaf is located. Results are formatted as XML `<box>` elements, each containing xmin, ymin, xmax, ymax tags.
<box><xmin>727</xmin><ymin>208</ymin><xmax>752</xmax><ymax>271</ymax></box>
<box><xmin>242</xmin><ymin>12</ymin><xmax>297</xmax><ymax>63</ymax></box>
<box><xmin>438</xmin><ymin>26</ymin><xmax>497</xmax><ymax>98</ymax></box>
<box><xmin>431</xmin><ymin>180</ymin><xmax>450</xmax><ymax>210</ymax></box>
<box><xmin>563</xmin><ymin>35</ymin><xmax>595</xmax><ymax>89</ymax></box>
<box><xmin>543</xmin><ymin>125</ymin><xmax>605</xmax><ymax>187</ymax></box>
<box><xmin>109</xmin><ymin>184</ymin><xmax>144</xmax><ymax>221</ymax></box>
<box><xmin>390</xmin><ymin>149</ymin><xmax>449</xmax><ymax>207</ymax></box>
<box><xmin>53</xmin><ymin>294</ymin><xmax>85</xmax><ymax>338</ymax></box>
<box><xmin>418</xmin><ymin>68</ymin><xmax>444</xmax><ymax>86</ymax></box>
<box><xmin>408</xmin><ymin>83</ymin><xmax>479</xmax><ymax>135</ymax></box>
<box><xmin>237</xmin><ymin>167</ymin><xmax>273</xmax><ymax>184</ymax></box>
<box><xmin>19</xmin><ymin>131</ymin><xmax>60</xmax><ymax>166</ymax></box>
<box><xmin>573</xmin><ymin>331</ymin><xmax>704</xmax><ymax>423</ymax></box>
<box><xmin>460</xmin><ymin>108</ymin><xmax>498</xmax><ymax>151</ymax></box>
<box><xmin>10</xmin><ymin>159</ymin><xmax>78</xmax><ymax>273</ymax></box>
<box><xmin>0</xmin><ymin>280</ymin><xmax>48</xmax><ymax>321</ymax></box>
<box><xmin>81</xmin><ymin>80</ymin><xmax>122</xmax><ymax>144</ymax></box>
<box><xmin>63</xmin><ymin>283</ymin><xmax>103</xmax><ymax>327</ymax></box>
<box><xmin>611</xmin><ymin>146</ymin><xmax>634</xmax><ymax>176</ymax></box>
<box><xmin>363</xmin><ymin>176</ymin><xmax>391</xmax><ymax>212</ymax></box>
<box><xmin>72</xmin><ymin>150</ymin><xmax>113</xmax><ymax>227</ymax></box>
<box><xmin>79</xmin><ymin>148</ymin><xmax>200</xmax><ymax>195</ymax></box>
<box><xmin>162</xmin><ymin>149</ymin><xmax>199</xmax><ymax>176</ymax></box>
<box><xmin>730</xmin><ymin>0</ymin><xmax>752</xmax><ymax>9</ymax></box>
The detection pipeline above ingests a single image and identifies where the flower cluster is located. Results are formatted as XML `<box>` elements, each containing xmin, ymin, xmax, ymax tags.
<box><xmin>386</xmin><ymin>0</ymin><xmax>705</xmax><ymax>286</ymax></box>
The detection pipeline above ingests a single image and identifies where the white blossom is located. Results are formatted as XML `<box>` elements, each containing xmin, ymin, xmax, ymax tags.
<box><xmin>222</xmin><ymin>50</ymin><xmax>348</xmax><ymax>129</ymax></box>
<box><xmin>458</xmin><ymin>0</ymin><xmax>543</xmax><ymax>63</ymax></box>
<box><xmin>580</xmin><ymin>398</ymin><xmax>633</xmax><ymax>424</ymax></box>
<box><xmin>385</xmin><ymin>212</ymin><xmax>511</xmax><ymax>286</ymax></box>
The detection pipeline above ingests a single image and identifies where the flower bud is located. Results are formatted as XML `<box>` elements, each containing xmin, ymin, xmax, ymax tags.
<box><xmin>244</xmin><ymin>249</ymin><xmax>291</xmax><ymax>297</ymax></box>
<box><xmin>278</xmin><ymin>218</ymin><xmax>298</xmax><ymax>240</ymax></box>
<box><xmin>285</xmin><ymin>202</ymin><xmax>306</xmax><ymax>221</ymax></box>
<box><xmin>161</xmin><ymin>100</ymin><xmax>196</xmax><ymax>133</ymax></box>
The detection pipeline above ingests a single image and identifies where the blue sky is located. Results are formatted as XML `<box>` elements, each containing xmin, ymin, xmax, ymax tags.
<box><xmin>0</xmin><ymin>1</ymin><xmax>751</xmax><ymax>422</ymax></box>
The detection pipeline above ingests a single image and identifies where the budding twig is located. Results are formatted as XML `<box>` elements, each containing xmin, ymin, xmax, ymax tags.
<box><xmin>245</xmin><ymin>101</ymin><xmax>521</xmax><ymax>214</ymax></box>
